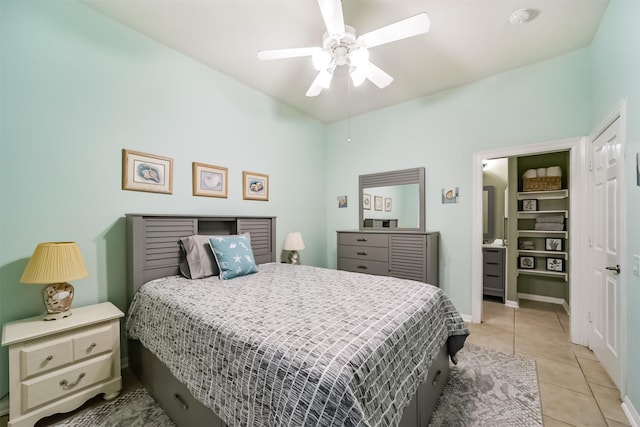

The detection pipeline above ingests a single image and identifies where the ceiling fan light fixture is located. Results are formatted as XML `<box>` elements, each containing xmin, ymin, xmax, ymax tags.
<box><xmin>350</xmin><ymin>66</ymin><xmax>367</xmax><ymax>87</ymax></box>
<box><xmin>312</xmin><ymin>50</ymin><xmax>332</xmax><ymax>71</ymax></box>
<box><xmin>349</xmin><ymin>47</ymin><xmax>369</xmax><ymax>67</ymax></box>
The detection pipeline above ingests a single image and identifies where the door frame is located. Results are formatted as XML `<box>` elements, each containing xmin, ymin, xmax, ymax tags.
<box><xmin>471</xmin><ymin>137</ymin><xmax>589</xmax><ymax>346</ymax></box>
<box><xmin>587</xmin><ymin>99</ymin><xmax>627</xmax><ymax>395</ymax></box>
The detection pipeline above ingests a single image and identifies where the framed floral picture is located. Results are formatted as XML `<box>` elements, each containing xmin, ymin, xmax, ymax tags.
<box><xmin>193</xmin><ymin>162</ymin><xmax>228</xmax><ymax>198</ymax></box>
<box><xmin>363</xmin><ymin>193</ymin><xmax>371</xmax><ymax>210</ymax></box>
<box><xmin>384</xmin><ymin>198</ymin><xmax>392</xmax><ymax>212</ymax></box>
<box><xmin>519</xmin><ymin>256</ymin><xmax>535</xmax><ymax>269</ymax></box>
<box><xmin>545</xmin><ymin>238</ymin><xmax>563</xmax><ymax>251</ymax></box>
<box><xmin>546</xmin><ymin>257</ymin><xmax>564</xmax><ymax>272</ymax></box>
<box><xmin>242</xmin><ymin>171</ymin><xmax>269</xmax><ymax>201</ymax></box>
<box><xmin>122</xmin><ymin>149</ymin><xmax>173</xmax><ymax>194</ymax></box>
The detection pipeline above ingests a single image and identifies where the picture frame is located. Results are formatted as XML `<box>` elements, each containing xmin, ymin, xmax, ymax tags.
<box><xmin>122</xmin><ymin>149</ymin><xmax>173</xmax><ymax>194</ymax></box>
<box><xmin>363</xmin><ymin>193</ymin><xmax>371</xmax><ymax>210</ymax></box>
<box><xmin>545</xmin><ymin>238</ymin><xmax>563</xmax><ymax>251</ymax></box>
<box><xmin>374</xmin><ymin>196</ymin><xmax>383</xmax><ymax>211</ymax></box>
<box><xmin>242</xmin><ymin>171</ymin><xmax>269</xmax><ymax>201</ymax></box>
<box><xmin>519</xmin><ymin>256</ymin><xmax>535</xmax><ymax>269</ymax></box>
<box><xmin>442</xmin><ymin>187</ymin><xmax>459</xmax><ymax>204</ymax></box>
<box><xmin>384</xmin><ymin>197</ymin><xmax>392</xmax><ymax>212</ymax></box>
<box><xmin>546</xmin><ymin>257</ymin><xmax>564</xmax><ymax>272</ymax></box>
<box><xmin>192</xmin><ymin>162</ymin><xmax>228</xmax><ymax>198</ymax></box>
<box><xmin>522</xmin><ymin>199</ymin><xmax>537</xmax><ymax>211</ymax></box>
<box><xmin>337</xmin><ymin>195</ymin><xmax>347</xmax><ymax>208</ymax></box>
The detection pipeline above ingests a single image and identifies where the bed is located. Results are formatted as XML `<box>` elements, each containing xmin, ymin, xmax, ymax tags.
<box><xmin>125</xmin><ymin>214</ymin><xmax>468</xmax><ymax>427</ymax></box>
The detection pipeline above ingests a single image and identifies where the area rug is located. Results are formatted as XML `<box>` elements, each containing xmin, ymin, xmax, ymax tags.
<box><xmin>53</xmin><ymin>344</ymin><xmax>542</xmax><ymax>427</ymax></box>
<box><xmin>429</xmin><ymin>344</ymin><xmax>543</xmax><ymax>426</ymax></box>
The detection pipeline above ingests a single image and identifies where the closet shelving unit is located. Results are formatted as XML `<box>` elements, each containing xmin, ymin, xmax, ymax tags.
<box><xmin>516</xmin><ymin>189</ymin><xmax>569</xmax><ymax>281</ymax></box>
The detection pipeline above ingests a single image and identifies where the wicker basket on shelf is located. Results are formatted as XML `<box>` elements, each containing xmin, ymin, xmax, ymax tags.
<box><xmin>522</xmin><ymin>176</ymin><xmax>561</xmax><ymax>192</ymax></box>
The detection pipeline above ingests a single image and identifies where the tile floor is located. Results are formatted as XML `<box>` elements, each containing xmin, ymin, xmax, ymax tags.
<box><xmin>468</xmin><ymin>298</ymin><xmax>630</xmax><ymax>427</ymax></box>
<box><xmin>1</xmin><ymin>299</ymin><xmax>631</xmax><ymax>426</ymax></box>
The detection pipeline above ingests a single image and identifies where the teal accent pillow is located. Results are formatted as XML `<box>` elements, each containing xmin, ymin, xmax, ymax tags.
<box><xmin>208</xmin><ymin>233</ymin><xmax>258</xmax><ymax>280</ymax></box>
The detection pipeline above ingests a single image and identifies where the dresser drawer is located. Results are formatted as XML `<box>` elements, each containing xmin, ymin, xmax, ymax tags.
<box><xmin>338</xmin><ymin>245</ymin><xmax>388</xmax><ymax>262</ymax></box>
<box><xmin>73</xmin><ymin>325</ymin><xmax>113</xmax><ymax>361</ymax></box>
<box><xmin>483</xmin><ymin>274</ymin><xmax>504</xmax><ymax>290</ymax></box>
<box><xmin>21</xmin><ymin>338</ymin><xmax>73</xmax><ymax>379</ymax></box>
<box><xmin>22</xmin><ymin>352</ymin><xmax>113</xmax><ymax>411</ymax></box>
<box><xmin>483</xmin><ymin>263</ymin><xmax>504</xmax><ymax>277</ymax></box>
<box><xmin>338</xmin><ymin>257</ymin><xmax>389</xmax><ymax>276</ymax></box>
<box><xmin>483</xmin><ymin>248</ymin><xmax>505</xmax><ymax>264</ymax></box>
<box><xmin>338</xmin><ymin>233</ymin><xmax>388</xmax><ymax>247</ymax></box>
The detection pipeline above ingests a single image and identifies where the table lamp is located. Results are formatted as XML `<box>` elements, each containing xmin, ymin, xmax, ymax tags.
<box><xmin>283</xmin><ymin>232</ymin><xmax>305</xmax><ymax>265</ymax></box>
<box><xmin>20</xmin><ymin>242</ymin><xmax>89</xmax><ymax>321</ymax></box>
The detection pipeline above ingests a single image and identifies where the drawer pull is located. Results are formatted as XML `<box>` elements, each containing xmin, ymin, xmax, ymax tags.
<box><xmin>356</xmin><ymin>238</ymin><xmax>368</xmax><ymax>242</ymax></box>
<box><xmin>357</xmin><ymin>265</ymin><xmax>368</xmax><ymax>270</ymax></box>
<box><xmin>89</xmin><ymin>343</ymin><xmax>97</xmax><ymax>350</ymax></box>
<box><xmin>487</xmin><ymin>274</ymin><xmax>499</xmax><ymax>278</ymax></box>
<box><xmin>432</xmin><ymin>369</ymin><xmax>442</xmax><ymax>386</ymax></box>
<box><xmin>59</xmin><ymin>372</ymin><xmax>85</xmax><ymax>390</ymax></box>
<box><xmin>45</xmin><ymin>355</ymin><xmax>53</xmax><ymax>361</ymax></box>
<box><xmin>356</xmin><ymin>251</ymin><xmax>368</xmax><ymax>256</ymax></box>
<box><xmin>487</xmin><ymin>262</ymin><xmax>499</xmax><ymax>265</ymax></box>
<box><xmin>174</xmin><ymin>393</ymin><xmax>189</xmax><ymax>411</ymax></box>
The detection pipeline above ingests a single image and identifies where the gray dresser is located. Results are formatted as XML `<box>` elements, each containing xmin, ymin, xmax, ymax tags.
<box><xmin>337</xmin><ymin>231</ymin><xmax>439</xmax><ymax>286</ymax></box>
<box><xmin>482</xmin><ymin>246</ymin><xmax>506</xmax><ymax>302</ymax></box>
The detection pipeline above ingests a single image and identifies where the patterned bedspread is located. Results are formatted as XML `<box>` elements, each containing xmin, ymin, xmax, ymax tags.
<box><xmin>126</xmin><ymin>263</ymin><xmax>468</xmax><ymax>427</ymax></box>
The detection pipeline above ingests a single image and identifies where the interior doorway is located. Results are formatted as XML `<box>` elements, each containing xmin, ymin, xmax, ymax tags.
<box><xmin>471</xmin><ymin>137</ymin><xmax>588</xmax><ymax>346</ymax></box>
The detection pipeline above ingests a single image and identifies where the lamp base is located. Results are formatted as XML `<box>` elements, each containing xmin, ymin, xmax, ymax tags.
<box><xmin>287</xmin><ymin>251</ymin><xmax>300</xmax><ymax>265</ymax></box>
<box><xmin>43</xmin><ymin>282</ymin><xmax>74</xmax><ymax>321</ymax></box>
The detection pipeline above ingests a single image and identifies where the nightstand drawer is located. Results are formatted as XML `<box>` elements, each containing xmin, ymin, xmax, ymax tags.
<box><xmin>338</xmin><ymin>257</ymin><xmax>389</xmax><ymax>276</ymax></box>
<box><xmin>21</xmin><ymin>338</ymin><xmax>73</xmax><ymax>379</ymax></box>
<box><xmin>73</xmin><ymin>325</ymin><xmax>113</xmax><ymax>361</ymax></box>
<box><xmin>338</xmin><ymin>233</ymin><xmax>388</xmax><ymax>247</ymax></box>
<box><xmin>338</xmin><ymin>245</ymin><xmax>389</xmax><ymax>262</ymax></box>
<box><xmin>22</xmin><ymin>352</ymin><xmax>113</xmax><ymax>411</ymax></box>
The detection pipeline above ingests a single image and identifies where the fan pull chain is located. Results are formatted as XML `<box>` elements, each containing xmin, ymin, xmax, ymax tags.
<box><xmin>347</xmin><ymin>71</ymin><xmax>352</xmax><ymax>143</ymax></box>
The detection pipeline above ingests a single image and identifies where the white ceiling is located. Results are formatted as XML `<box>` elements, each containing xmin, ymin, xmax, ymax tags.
<box><xmin>84</xmin><ymin>0</ymin><xmax>609</xmax><ymax>124</ymax></box>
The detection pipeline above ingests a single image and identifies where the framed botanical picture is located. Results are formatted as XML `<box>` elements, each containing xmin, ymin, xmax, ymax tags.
<box><xmin>374</xmin><ymin>196</ymin><xmax>383</xmax><ymax>211</ymax></box>
<box><xmin>545</xmin><ymin>238</ymin><xmax>563</xmax><ymax>251</ymax></box>
<box><xmin>519</xmin><ymin>256</ymin><xmax>535</xmax><ymax>269</ymax></box>
<box><xmin>546</xmin><ymin>257</ymin><xmax>564</xmax><ymax>272</ymax></box>
<box><xmin>363</xmin><ymin>193</ymin><xmax>371</xmax><ymax>210</ymax></box>
<box><xmin>522</xmin><ymin>199</ymin><xmax>537</xmax><ymax>211</ymax></box>
<box><xmin>384</xmin><ymin>198</ymin><xmax>392</xmax><ymax>212</ymax></box>
<box><xmin>242</xmin><ymin>171</ymin><xmax>269</xmax><ymax>201</ymax></box>
<box><xmin>337</xmin><ymin>195</ymin><xmax>347</xmax><ymax>208</ymax></box>
<box><xmin>193</xmin><ymin>162</ymin><xmax>228</xmax><ymax>198</ymax></box>
<box><xmin>122</xmin><ymin>149</ymin><xmax>173</xmax><ymax>194</ymax></box>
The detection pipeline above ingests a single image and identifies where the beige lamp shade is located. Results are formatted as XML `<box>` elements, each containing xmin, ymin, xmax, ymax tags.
<box><xmin>283</xmin><ymin>232</ymin><xmax>305</xmax><ymax>251</ymax></box>
<box><xmin>20</xmin><ymin>242</ymin><xmax>88</xmax><ymax>284</ymax></box>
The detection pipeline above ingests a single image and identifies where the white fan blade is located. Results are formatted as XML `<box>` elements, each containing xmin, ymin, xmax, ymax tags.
<box><xmin>364</xmin><ymin>61</ymin><xmax>393</xmax><ymax>88</ymax></box>
<box><xmin>257</xmin><ymin>47</ymin><xmax>321</xmax><ymax>61</ymax></box>
<box><xmin>358</xmin><ymin>13</ymin><xmax>430</xmax><ymax>48</ymax></box>
<box><xmin>306</xmin><ymin>69</ymin><xmax>334</xmax><ymax>97</ymax></box>
<box><xmin>317</xmin><ymin>0</ymin><xmax>345</xmax><ymax>39</ymax></box>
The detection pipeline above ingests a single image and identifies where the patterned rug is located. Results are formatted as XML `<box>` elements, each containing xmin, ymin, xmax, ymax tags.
<box><xmin>53</xmin><ymin>345</ymin><xmax>542</xmax><ymax>427</ymax></box>
<box><xmin>429</xmin><ymin>344</ymin><xmax>543</xmax><ymax>426</ymax></box>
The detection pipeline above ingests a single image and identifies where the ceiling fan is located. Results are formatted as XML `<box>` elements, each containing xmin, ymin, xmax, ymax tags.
<box><xmin>257</xmin><ymin>0</ymin><xmax>431</xmax><ymax>97</ymax></box>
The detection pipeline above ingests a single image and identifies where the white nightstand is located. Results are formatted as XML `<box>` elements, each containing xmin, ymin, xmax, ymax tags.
<box><xmin>1</xmin><ymin>302</ymin><xmax>124</xmax><ymax>427</ymax></box>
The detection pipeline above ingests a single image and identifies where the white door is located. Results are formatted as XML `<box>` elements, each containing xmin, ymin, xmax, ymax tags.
<box><xmin>589</xmin><ymin>116</ymin><xmax>622</xmax><ymax>390</ymax></box>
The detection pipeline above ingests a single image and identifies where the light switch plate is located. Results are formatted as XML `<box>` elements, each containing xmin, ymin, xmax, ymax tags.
<box><xmin>633</xmin><ymin>255</ymin><xmax>640</xmax><ymax>277</ymax></box>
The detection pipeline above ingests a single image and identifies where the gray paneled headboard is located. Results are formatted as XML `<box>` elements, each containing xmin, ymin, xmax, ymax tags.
<box><xmin>125</xmin><ymin>214</ymin><xmax>276</xmax><ymax>305</ymax></box>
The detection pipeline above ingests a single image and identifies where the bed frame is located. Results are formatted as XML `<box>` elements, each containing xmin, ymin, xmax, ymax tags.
<box><xmin>125</xmin><ymin>213</ymin><xmax>450</xmax><ymax>427</ymax></box>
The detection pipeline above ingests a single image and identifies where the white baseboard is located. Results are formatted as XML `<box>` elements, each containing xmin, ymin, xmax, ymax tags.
<box><xmin>461</xmin><ymin>313</ymin><xmax>473</xmax><ymax>323</ymax></box>
<box><xmin>518</xmin><ymin>292</ymin><xmax>568</xmax><ymax>312</ymax></box>
<box><xmin>505</xmin><ymin>299</ymin><xmax>519</xmax><ymax>309</ymax></box>
<box><xmin>0</xmin><ymin>396</ymin><xmax>8</xmax><ymax>417</ymax></box>
<box><xmin>623</xmin><ymin>395</ymin><xmax>640</xmax><ymax>427</ymax></box>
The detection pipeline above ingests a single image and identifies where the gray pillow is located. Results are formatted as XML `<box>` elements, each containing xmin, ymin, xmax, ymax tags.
<box><xmin>179</xmin><ymin>235</ymin><xmax>219</xmax><ymax>279</ymax></box>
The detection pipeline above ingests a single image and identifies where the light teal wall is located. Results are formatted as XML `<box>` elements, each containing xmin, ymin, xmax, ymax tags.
<box><xmin>0</xmin><ymin>0</ymin><xmax>326</xmax><ymax>398</ymax></box>
<box><xmin>590</xmin><ymin>0</ymin><xmax>640</xmax><ymax>414</ymax></box>
<box><xmin>325</xmin><ymin>49</ymin><xmax>591</xmax><ymax>312</ymax></box>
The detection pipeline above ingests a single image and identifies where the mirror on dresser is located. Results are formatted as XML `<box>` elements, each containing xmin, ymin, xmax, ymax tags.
<box><xmin>359</xmin><ymin>167</ymin><xmax>425</xmax><ymax>232</ymax></box>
